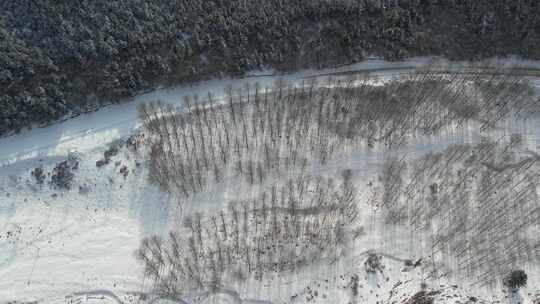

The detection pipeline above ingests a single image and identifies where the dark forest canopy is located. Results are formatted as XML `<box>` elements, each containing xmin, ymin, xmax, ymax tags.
<box><xmin>1</xmin><ymin>0</ymin><xmax>539</xmax><ymax>135</ymax></box>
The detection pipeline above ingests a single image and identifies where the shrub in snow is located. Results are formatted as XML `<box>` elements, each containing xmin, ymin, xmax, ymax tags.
<box><xmin>126</xmin><ymin>132</ymin><xmax>145</xmax><ymax>151</ymax></box>
<box><xmin>96</xmin><ymin>159</ymin><xmax>108</xmax><ymax>167</ymax></box>
<box><xmin>405</xmin><ymin>291</ymin><xmax>436</xmax><ymax>304</ymax></box>
<box><xmin>120</xmin><ymin>165</ymin><xmax>129</xmax><ymax>178</ymax></box>
<box><xmin>50</xmin><ymin>153</ymin><xmax>79</xmax><ymax>189</ymax></box>
<box><xmin>51</xmin><ymin>161</ymin><xmax>74</xmax><ymax>189</ymax></box>
<box><xmin>365</xmin><ymin>253</ymin><xmax>384</xmax><ymax>274</ymax></box>
<box><xmin>104</xmin><ymin>139</ymin><xmax>123</xmax><ymax>159</ymax></box>
<box><xmin>504</xmin><ymin>270</ymin><xmax>527</xmax><ymax>290</ymax></box>
<box><xmin>78</xmin><ymin>185</ymin><xmax>90</xmax><ymax>195</ymax></box>
<box><xmin>96</xmin><ymin>140</ymin><xmax>124</xmax><ymax>168</ymax></box>
<box><xmin>349</xmin><ymin>274</ymin><xmax>359</xmax><ymax>296</ymax></box>
<box><xmin>31</xmin><ymin>166</ymin><xmax>45</xmax><ymax>184</ymax></box>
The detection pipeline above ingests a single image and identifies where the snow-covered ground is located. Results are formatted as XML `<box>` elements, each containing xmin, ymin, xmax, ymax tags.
<box><xmin>0</xmin><ymin>57</ymin><xmax>434</xmax><ymax>168</ymax></box>
<box><xmin>3</xmin><ymin>56</ymin><xmax>539</xmax><ymax>168</ymax></box>
<box><xmin>1</xmin><ymin>58</ymin><xmax>540</xmax><ymax>303</ymax></box>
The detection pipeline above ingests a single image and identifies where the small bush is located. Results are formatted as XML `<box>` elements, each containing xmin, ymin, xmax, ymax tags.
<box><xmin>504</xmin><ymin>270</ymin><xmax>527</xmax><ymax>289</ymax></box>
<box><xmin>365</xmin><ymin>253</ymin><xmax>384</xmax><ymax>274</ymax></box>
<box><xmin>50</xmin><ymin>161</ymin><xmax>74</xmax><ymax>189</ymax></box>
<box><xmin>50</xmin><ymin>153</ymin><xmax>79</xmax><ymax>190</ymax></box>
<box><xmin>104</xmin><ymin>139</ymin><xmax>124</xmax><ymax>159</ymax></box>
<box><xmin>96</xmin><ymin>159</ymin><xmax>108</xmax><ymax>167</ymax></box>
<box><xmin>405</xmin><ymin>291</ymin><xmax>436</xmax><ymax>304</ymax></box>
<box><xmin>120</xmin><ymin>165</ymin><xmax>129</xmax><ymax>178</ymax></box>
<box><xmin>96</xmin><ymin>140</ymin><xmax>124</xmax><ymax>168</ymax></box>
<box><xmin>31</xmin><ymin>166</ymin><xmax>45</xmax><ymax>184</ymax></box>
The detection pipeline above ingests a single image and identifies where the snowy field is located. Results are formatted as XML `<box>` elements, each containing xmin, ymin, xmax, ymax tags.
<box><xmin>1</xmin><ymin>58</ymin><xmax>540</xmax><ymax>303</ymax></box>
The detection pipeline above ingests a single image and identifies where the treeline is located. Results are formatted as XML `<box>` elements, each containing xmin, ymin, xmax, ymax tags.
<box><xmin>1</xmin><ymin>0</ymin><xmax>539</xmax><ymax>135</ymax></box>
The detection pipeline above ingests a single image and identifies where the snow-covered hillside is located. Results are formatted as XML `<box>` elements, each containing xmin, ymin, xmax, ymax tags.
<box><xmin>1</xmin><ymin>58</ymin><xmax>540</xmax><ymax>304</ymax></box>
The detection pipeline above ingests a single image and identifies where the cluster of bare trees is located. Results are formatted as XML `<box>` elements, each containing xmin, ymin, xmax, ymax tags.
<box><xmin>470</xmin><ymin>71</ymin><xmax>537</xmax><ymax>129</ymax></box>
<box><xmin>136</xmin><ymin>175</ymin><xmax>359</xmax><ymax>297</ymax></box>
<box><xmin>139</xmin><ymin>70</ymin><xmax>535</xmax><ymax>197</ymax></box>
<box><xmin>377</xmin><ymin>136</ymin><xmax>540</xmax><ymax>286</ymax></box>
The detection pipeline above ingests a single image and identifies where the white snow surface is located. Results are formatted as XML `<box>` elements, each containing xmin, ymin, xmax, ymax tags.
<box><xmin>1</xmin><ymin>57</ymin><xmax>540</xmax><ymax>303</ymax></box>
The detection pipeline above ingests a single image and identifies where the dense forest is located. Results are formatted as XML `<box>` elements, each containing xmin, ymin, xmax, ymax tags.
<box><xmin>1</xmin><ymin>0</ymin><xmax>539</xmax><ymax>135</ymax></box>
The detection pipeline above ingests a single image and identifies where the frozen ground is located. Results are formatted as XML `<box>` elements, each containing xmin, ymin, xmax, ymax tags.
<box><xmin>3</xmin><ymin>56</ymin><xmax>539</xmax><ymax>168</ymax></box>
<box><xmin>1</xmin><ymin>58</ymin><xmax>540</xmax><ymax>303</ymax></box>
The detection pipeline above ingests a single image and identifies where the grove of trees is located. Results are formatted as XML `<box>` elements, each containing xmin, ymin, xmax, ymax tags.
<box><xmin>137</xmin><ymin>175</ymin><xmax>359</xmax><ymax>296</ymax></box>
<box><xmin>139</xmin><ymin>70</ymin><xmax>535</xmax><ymax>197</ymax></box>
<box><xmin>377</xmin><ymin>137</ymin><xmax>540</xmax><ymax>286</ymax></box>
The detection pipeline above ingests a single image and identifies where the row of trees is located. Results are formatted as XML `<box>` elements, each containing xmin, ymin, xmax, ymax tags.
<box><xmin>140</xmin><ymin>70</ymin><xmax>535</xmax><ymax>197</ymax></box>
<box><xmin>2</xmin><ymin>0</ymin><xmax>539</xmax><ymax>135</ymax></box>
<box><xmin>137</xmin><ymin>175</ymin><xmax>359</xmax><ymax>297</ymax></box>
<box><xmin>377</xmin><ymin>136</ymin><xmax>540</xmax><ymax>286</ymax></box>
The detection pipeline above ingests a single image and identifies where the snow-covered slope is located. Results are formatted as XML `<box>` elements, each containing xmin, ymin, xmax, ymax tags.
<box><xmin>4</xmin><ymin>56</ymin><xmax>539</xmax><ymax>168</ymax></box>
<box><xmin>0</xmin><ymin>58</ymin><xmax>435</xmax><ymax>168</ymax></box>
<box><xmin>1</xmin><ymin>58</ymin><xmax>540</xmax><ymax>304</ymax></box>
